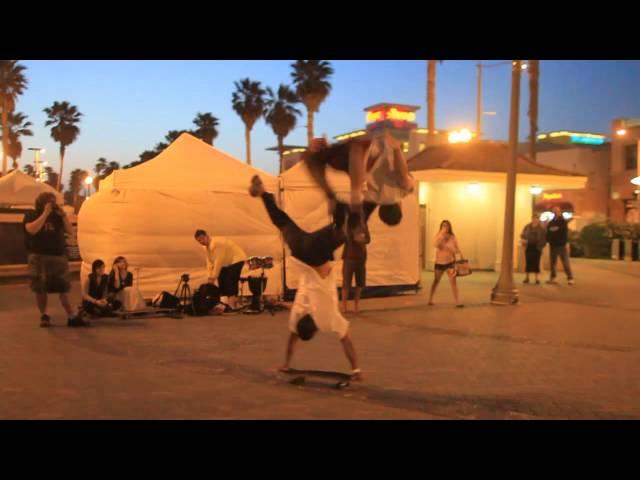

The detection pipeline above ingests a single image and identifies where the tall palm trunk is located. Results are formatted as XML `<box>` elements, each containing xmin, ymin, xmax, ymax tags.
<box><xmin>245</xmin><ymin>126</ymin><xmax>252</xmax><ymax>165</ymax></box>
<box><xmin>1</xmin><ymin>106</ymin><xmax>8</xmax><ymax>175</ymax></box>
<box><xmin>57</xmin><ymin>145</ymin><xmax>65</xmax><ymax>191</ymax></box>
<box><xmin>306</xmin><ymin>108</ymin><xmax>313</xmax><ymax>146</ymax></box>
<box><xmin>427</xmin><ymin>60</ymin><xmax>437</xmax><ymax>146</ymax></box>
<box><xmin>277</xmin><ymin>135</ymin><xmax>284</xmax><ymax>174</ymax></box>
<box><xmin>528</xmin><ymin>60</ymin><xmax>540</xmax><ymax>163</ymax></box>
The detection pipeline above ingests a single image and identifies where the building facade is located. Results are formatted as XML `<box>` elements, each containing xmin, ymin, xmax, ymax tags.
<box><xmin>518</xmin><ymin>133</ymin><xmax>611</xmax><ymax>229</ymax></box>
<box><xmin>610</xmin><ymin>118</ymin><xmax>640</xmax><ymax>223</ymax></box>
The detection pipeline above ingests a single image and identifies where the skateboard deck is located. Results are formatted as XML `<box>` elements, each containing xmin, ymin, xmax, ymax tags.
<box><xmin>282</xmin><ymin>369</ymin><xmax>352</xmax><ymax>389</ymax></box>
<box><xmin>117</xmin><ymin>307</ymin><xmax>181</xmax><ymax>320</ymax></box>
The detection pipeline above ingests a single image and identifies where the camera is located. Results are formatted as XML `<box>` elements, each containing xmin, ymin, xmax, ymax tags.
<box><xmin>181</xmin><ymin>273</ymin><xmax>190</xmax><ymax>283</ymax></box>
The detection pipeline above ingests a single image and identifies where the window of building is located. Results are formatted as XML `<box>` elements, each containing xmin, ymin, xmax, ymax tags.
<box><xmin>419</xmin><ymin>143</ymin><xmax>426</xmax><ymax>151</ymax></box>
<box><xmin>625</xmin><ymin>144</ymin><xmax>637</xmax><ymax>170</ymax></box>
<box><xmin>402</xmin><ymin>142</ymin><xmax>409</xmax><ymax>153</ymax></box>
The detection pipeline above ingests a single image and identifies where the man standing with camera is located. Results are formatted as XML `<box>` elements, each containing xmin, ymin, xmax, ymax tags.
<box><xmin>194</xmin><ymin>229</ymin><xmax>246</xmax><ymax>310</ymax></box>
<box><xmin>23</xmin><ymin>192</ymin><xmax>89</xmax><ymax>327</ymax></box>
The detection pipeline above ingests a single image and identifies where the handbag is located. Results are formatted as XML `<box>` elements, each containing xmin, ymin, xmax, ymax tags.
<box><xmin>455</xmin><ymin>258</ymin><xmax>472</xmax><ymax>277</ymax></box>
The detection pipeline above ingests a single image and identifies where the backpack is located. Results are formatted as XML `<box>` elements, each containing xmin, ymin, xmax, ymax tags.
<box><xmin>191</xmin><ymin>283</ymin><xmax>221</xmax><ymax>316</ymax></box>
<box><xmin>152</xmin><ymin>291</ymin><xmax>180</xmax><ymax>309</ymax></box>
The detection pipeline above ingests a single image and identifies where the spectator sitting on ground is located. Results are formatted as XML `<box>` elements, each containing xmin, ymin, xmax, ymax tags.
<box><xmin>108</xmin><ymin>256</ymin><xmax>146</xmax><ymax>312</ymax></box>
<box><xmin>82</xmin><ymin>259</ymin><xmax>114</xmax><ymax>317</ymax></box>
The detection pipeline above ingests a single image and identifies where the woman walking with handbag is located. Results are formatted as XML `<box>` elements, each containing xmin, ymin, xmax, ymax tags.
<box><xmin>428</xmin><ymin>220</ymin><xmax>464</xmax><ymax>308</ymax></box>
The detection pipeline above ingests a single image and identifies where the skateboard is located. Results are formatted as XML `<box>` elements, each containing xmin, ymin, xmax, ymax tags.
<box><xmin>282</xmin><ymin>369</ymin><xmax>352</xmax><ymax>390</ymax></box>
<box><xmin>117</xmin><ymin>307</ymin><xmax>182</xmax><ymax>320</ymax></box>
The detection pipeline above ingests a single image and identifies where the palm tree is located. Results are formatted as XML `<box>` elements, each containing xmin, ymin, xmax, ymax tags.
<box><xmin>0</xmin><ymin>61</ymin><xmax>28</xmax><ymax>175</ymax></box>
<box><xmin>44</xmin><ymin>101</ymin><xmax>83</xmax><ymax>191</ymax></box>
<box><xmin>192</xmin><ymin>113</ymin><xmax>219</xmax><ymax>146</ymax></box>
<box><xmin>164</xmin><ymin>130</ymin><xmax>191</xmax><ymax>145</ymax></box>
<box><xmin>138</xmin><ymin>150</ymin><xmax>157</xmax><ymax>163</ymax></box>
<box><xmin>154</xmin><ymin>141</ymin><xmax>169</xmax><ymax>152</ymax></box>
<box><xmin>23</xmin><ymin>164</ymin><xmax>36</xmax><ymax>177</ymax></box>
<box><xmin>94</xmin><ymin>157</ymin><xmax>107</xmax><ymax>190</ymax></box>
<box><xmin>95</xmin><ymin>157</ymin><xmax>108</xmax><ymax>178</ymax></box>
<box><xmin>44</xmin><ymin>166</ymin><xmax>58</xmax><ymax>190</ymax></box>
<box><xmin>263</xmin><ymin>84</ymin><xmax>302</xmax><ymax>173</ymax></box>
<box><xmin>290</xmin><ymin>60</ymin><xmax>333</xmax><ymax>146</ymax></box>
<box><xmin>104</xmin><ymin>160</ymin><xmax>120</xmax><ymax>176</ymax></box>
<box><xmin>232</xmin><ymin>78</ymin><xmax>266</xmax><ymax>165</ymax></box>
<box><xmin>528</xmin><ymin>60</ymin><xmax>540</xmax><ymax>163</ymax></box>
<box><xmin>1</xmin><ymin>111</ymin><xmax>32</xmax><ymax>169</ymax></box>
<box><xmin>69</xmin><ymin>168</ymin><xmax>88</xmax><ymax>209</ymax></box>
<box><xmin>94</xmin><ymin>157</ymin><xmax>120</xmax><ymax>189</ymax></box>
<box><xmin>426</xmin><ymin>60</ymin><xmax>442</xmax><ymax>146</ymax></box>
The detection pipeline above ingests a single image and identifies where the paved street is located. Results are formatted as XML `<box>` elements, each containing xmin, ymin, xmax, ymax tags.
<box><xmin>1</xmin><ymin>258</ymin><xmax>639</xmax><ymax>419</ymax></box>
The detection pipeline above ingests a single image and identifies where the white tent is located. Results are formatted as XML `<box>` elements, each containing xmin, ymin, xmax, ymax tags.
<box><xmin>77</xmin><ymin>133</ymin><xmax>282</xmax><ymax>297</ymax></box>
<box><xmin>280</xmin><ymin>160</ymin><xmax>420</xmax><ymax>291</ymax></box>
<box><xmin>0</xmin><ymin>169</ymin><xmax>63</xmax><ymax>207</ymax></box>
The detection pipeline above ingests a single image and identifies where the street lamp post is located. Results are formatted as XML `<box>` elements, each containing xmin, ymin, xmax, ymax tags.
<box><xmin>84</xmin><ymin>175</ymin><xmax>94</xmax><ymax>198</ymax></box>
<box><xmin>27</xmin><ymin>148</ymin><xmax>45</xmax><ymax>181</ymax></box>
<box><xmin>491</xmin><ymin>60</ymin><xmax>522</xmax><ymax>305</ymax></box>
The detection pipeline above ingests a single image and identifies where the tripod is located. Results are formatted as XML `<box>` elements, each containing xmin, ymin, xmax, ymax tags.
<box><xmin>174</xmin><ymin>275</ymin><xmax>193</xmax><ymax>315</ymax></box>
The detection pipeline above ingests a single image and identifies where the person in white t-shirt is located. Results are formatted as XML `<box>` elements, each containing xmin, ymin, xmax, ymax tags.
<box><xmin>249</xmin><ymin>175</ymin><xmax>363</xmax><ymax>381</ymax></box>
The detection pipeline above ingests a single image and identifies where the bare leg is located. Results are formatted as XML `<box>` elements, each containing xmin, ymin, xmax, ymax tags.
<box><xmin>341</xmin><ymin>282</ymin><xmax>349</xmax><ymax>313</ymax></box>
<box><xmin>340</xmin><ymin>330</ymin><xmax>362</xmax><ymax>381</ymax></box>
<box><xmin>448</xmin><ymin>273</ymin><xmax>461</xmax><ymax>306</ymax></box>
<box><xmin>428</xmin><ymin>269</ymin><xmax>444</xmax><ymax>305</ymax></box>
<box><xmin>59</xmin><ymin>293</ymin><xmax>76</xmax><ymax>317</ymax></box>
<box><xmin>391</xmin><ymin>141</ymin><xmax>414</xmax><ymax>191</ymax></box>
<box><xmin>280</xmin><ymin>333</ymin><xmax>298</xmax><ymax>372</ymax></box>
<box><xmin>36</xmin><ymin>293</ymin><xmax>48</xmax><ymax>315</ymax></box>
<box><xmin>348</xmin><ymin>141</ymin><xmax>367</xmax><ymax>208</ymax></box>
<box><xmin>228</xmin><ymin>295</ymin><xmax>238</xmax><ymax>309</ymax></box>
<box><xmin>354</xmin><ymin>287</ymin><xmax>362</xmax><ymax>313</ymax></box>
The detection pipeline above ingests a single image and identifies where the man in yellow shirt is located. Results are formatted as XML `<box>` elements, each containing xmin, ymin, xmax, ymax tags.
<box><xmin>194</xmin><ymin>229</ymin><xmax>246</xmax><ymax>310</ymax></box>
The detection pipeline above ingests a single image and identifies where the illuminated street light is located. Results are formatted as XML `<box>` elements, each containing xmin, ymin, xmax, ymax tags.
<box><xmin>631</xmin><ymin>176</ymin><xmax>640</xmax><ymax>186</ymax></box>
<box><xmin>449</xmin><ymin>128</ymin><xmax>473</xmax><ymax>144</ymax></box>
<box><xmin>616</xmin><ymin>129</ymin><xmax>627</xmax><ymax>136</ymax></box>
<box><xmin>530</xmin><ymin>185</ymin><xmax>543</xmax><ymax>195</ymax></box>
<box><xmin>28</xmin><ymin>147</ymin><xmax>46</xmax><ymax>182</ymax></box>
<box><xmin>84</xmin><ymin>175</ymin><xmax>94</xmax><ymax>198</ymax></box>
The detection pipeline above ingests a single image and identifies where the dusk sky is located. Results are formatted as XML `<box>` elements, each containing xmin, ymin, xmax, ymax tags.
<box><xmin>14</xmin><ymin>60</ymin><xmax>640</xmax><ymax>185</ymax></box>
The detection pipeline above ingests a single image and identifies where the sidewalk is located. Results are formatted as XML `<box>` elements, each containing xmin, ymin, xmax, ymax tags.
<box><xmin>1</xmin><ymin>258</ymin><xmax>638</xmax><ymax>419</ymax></box>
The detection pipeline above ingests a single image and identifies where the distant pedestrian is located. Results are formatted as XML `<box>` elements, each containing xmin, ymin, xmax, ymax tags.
<box><xmin>520</xmin><ymin>213</ymin><xmax>546</xmax><ymax>284</ymax></box>
<box><xmin>546</xmin><ymin>206</ymin><xmax>574</xmax><ymax>285</ymax></box>
<box><xmin>428</xmin><ymin>220</ymin><xmax>464</xmax><ymax>308</ymax></box>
